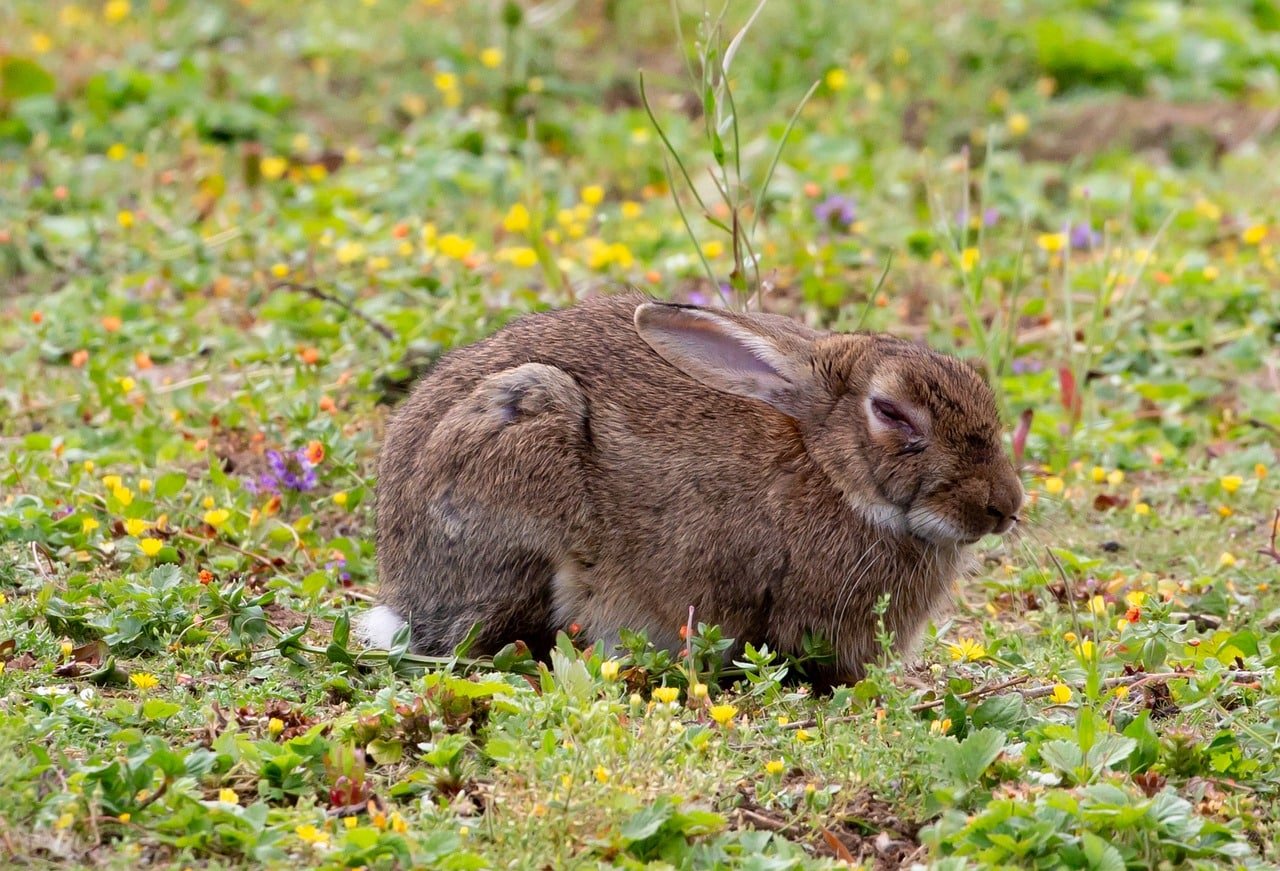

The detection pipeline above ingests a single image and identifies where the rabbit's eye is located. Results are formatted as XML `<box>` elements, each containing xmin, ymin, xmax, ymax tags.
<box><xmin>871</xmin><ymin>397</ymin><xmax>921</xmax><ymax>438</ymax></box>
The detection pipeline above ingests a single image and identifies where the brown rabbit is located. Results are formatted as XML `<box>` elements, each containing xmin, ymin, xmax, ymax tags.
<box><xmin>361</xmin><ymin>291</ymin><xmax>1023</xmax><ymax>684</ymax></box>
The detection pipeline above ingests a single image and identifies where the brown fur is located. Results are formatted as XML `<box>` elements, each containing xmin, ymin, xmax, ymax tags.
<box><xmin>367</xmin><ymin>291</ymin><xmax>1023</xmax><ymax>684</ymax></box>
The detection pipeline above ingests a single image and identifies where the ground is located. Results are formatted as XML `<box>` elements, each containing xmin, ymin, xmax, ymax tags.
<box><xmin>1</xmin><ymin>0</ymin><xmax>1279</xmax><ymax>868</ymax></box>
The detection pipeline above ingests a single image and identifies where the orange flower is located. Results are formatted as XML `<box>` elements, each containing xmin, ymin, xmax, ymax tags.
<box><xmin>299</xmin><ymin>347</ymin><xmax>321</xmax><ymax>365</ymax></box>
<box><xmin>1124</xmin><ymin>606</ymin><xmax>1141</xmax><ymax>623</ymax></box>
<box><xmin>71</xmin><ymin>349</ymin><xmax>89</xmax><ymax>368</ymax></box>
<box><xmin>318</xmin><ymin>396</ymin><xmax>336</xmax><ymax>413</ymax></box>
<box><xmin>31</xmin><ymin>311</ymin><xmax>43</xmax><ymax>324</ymax></box>
<box><xmin>304</xmin><ymin>440</ymin><xmax>325</xmax><ymax>465</ymax></box>
<box><xmin>134</xmin><ymin>352</ymin><xmax>153</xmax><ymax>370</ymax></box>
<box><xmin>392</xmin><ymin>222</ymin><xmax>410</xmax><ymax>239</ymax></box>
<box><xmin>102</xmin><ymin>315</ymin><xmax>123</xmax><ymax>332</ymax></box>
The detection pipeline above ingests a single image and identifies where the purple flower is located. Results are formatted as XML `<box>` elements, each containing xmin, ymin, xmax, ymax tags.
<box><xmin>326</xmin><ymin>556</ymin><xmax>352</xmax><ymax>586</ymax></box>
<box><xmin>814</xmin><ymin>195</ymin><xmax>857</xmax><ymax>232</ymax></box>
<box><xmin>250</xmin><ymin>449</ymin><xmax>318</xmax><ymax>494</ymax></box>
<box><xmin>983</xmin><ymin>207</ymin><xmax>1000</xmax><ymax>227</ymax></box>
<box><xmin>1011</xmin><ymin>357</ymin><xmax>1045</xmax><ymax>375</ymax></box>
<box><xmin>1067</xmin><ymin>223</ymin><xmax>1101</xmax><ymax>251</ymax></box>
<box><xmin>686</xmin><ymin>290</ymin><xmax>709</xmax><ymax>307</ymax></box>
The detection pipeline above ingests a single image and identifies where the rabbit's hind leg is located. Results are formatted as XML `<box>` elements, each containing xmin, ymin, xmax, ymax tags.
<box><xmin>372</xmin><ymin>363</ymin><xmax>593</xmax><ymax>658</ymax></box>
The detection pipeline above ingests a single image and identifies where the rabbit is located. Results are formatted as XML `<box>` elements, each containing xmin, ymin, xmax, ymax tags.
<box><xmin>359</xmin><ymin>290</ymin><xmax>1024</xmax><ymax>684</ymax></box>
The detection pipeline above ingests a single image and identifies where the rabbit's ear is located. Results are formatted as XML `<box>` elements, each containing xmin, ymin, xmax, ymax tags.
<box><xmin>634</xmin><ymin>303</ymin><xmax>815</xmax><ymax>417</ymax></box>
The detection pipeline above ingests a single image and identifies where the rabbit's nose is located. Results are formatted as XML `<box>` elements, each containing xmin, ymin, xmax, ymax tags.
<box><xmin>985</xmin><ymin>504</ymin><xmax>1017</xmax><ymax>535</ymax></box>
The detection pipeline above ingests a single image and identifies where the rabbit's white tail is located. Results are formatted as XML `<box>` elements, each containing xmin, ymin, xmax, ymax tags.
<box><xmin>354</xmin><ymin>604</ymin><xmax>406</xmax><ymax>649</ymax></box>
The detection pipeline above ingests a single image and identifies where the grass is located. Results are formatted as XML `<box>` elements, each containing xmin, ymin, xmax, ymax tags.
<box><xmin>1</xmin><ymin>0</ymin><xmax>1279</xmax><ymax>867</ymax></box>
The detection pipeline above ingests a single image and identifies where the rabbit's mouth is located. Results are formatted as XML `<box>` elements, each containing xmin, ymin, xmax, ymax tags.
<box><xmin>905</xmin><ymin>505</ymin><xmax>982</xmax><ymax>546</ymax></box>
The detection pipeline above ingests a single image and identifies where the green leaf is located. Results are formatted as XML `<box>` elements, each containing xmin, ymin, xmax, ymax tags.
<box><xmin>944</xmin><ymin>727</ymin><xmax>1007</xmax><ymax>785</ymax></box>
<box><xmin>154</xmin><ymin>472</ymin><xmax>187</xmax><ymax>498</ymax></box>
<box><xmin>1081</xmin><ymin>832</ymin><xmax>1126</xmax><ymax>871</ymax></box>
<box><xmin>367</xmin><ymin>738</ymin><xmax>403</xmax><ymax>765</ymax></box>
<box><xmin>1</xmin><ymin>57</ymin><xmax>57</xmax><ymax>102</ymax></box>
<box><xmin>141</xmin><ymin>699</ymin><xmax>181</xmax><ymax>720</ymax></box>
<box><xmin>1039</xmin><ymin>739</ymin><xmax>1083</xmax><ymax>775</ymax></box>
<box><xmin>621</xmin><ymin>798</ymin><xmax>675</xmax><ymax>842</ymax></box>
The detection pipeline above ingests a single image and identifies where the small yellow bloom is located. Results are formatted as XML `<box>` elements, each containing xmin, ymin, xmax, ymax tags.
<box><xmin>503</xmin><ymin>203</ymin><xmax>531</xmax><ymax>233</ymax></box>
<box><xmin>203</xmin><ymin>509</ymin><xmax>230</xmax><ymax>528</ymax></box>
<box><xmin>825</xmin><ymin>68</ymin><xmax>848</xmax><ymax>91</ymax></box>
<box><xmin>776</xmin><ymin>715</ymin><xmax>790</xmax><ymax>726</ymax></box>
<box><xmin>113</xmin><ymin>486</ymin><xmax>134</xmax><ymax>507</ymax></box>
<box><xmin>1063</xmin><ymin>631</ymin><xmax>1077</xmax><ymax>644</ymax></box>
<box><xmin>947</xmin><ymin>637</ymin><xmax>987</xmax><ymax>662</ymax></box>
<box><xmin>600</xmin><ymin>660</ymin><xmax>620</xmax><ymax>681</ymax></box>
<box><xmin>332</xmin><ymin>491</ymin><xmax>349</xmax><ymax>507</ymax></box>
<box><xmin>703</xmin><ymin>240</ymin><xmax>725</xmax><ymax>259</ymax></box>
<box><xmin>1113</xmin><ymin>684</ymin><xmax>1130</xmax><ymax>699</ymax></box>
<box><xmin>218</xmin><ymin>788</ymin><xmax>238</xmax><ymax>804</ymax></box>
<box><xmin>765</xmin><ymin>759</ymin><xmax>785</xmax><ymax>776</ymax></box>
<box><xmin>1106</xmin><ymin>469</ymin><xmax>1125</xmax><ymax>486</ymax></box>
<box><xmin>107</xmin><ymin>143</ymin><xmax>128</xmax><ymax>161</ymax></box>
<box><xmin>1255</xmin><ymin>463</ymin><xmax>1268</xmax><ymax>479</ymax></box>
<box><xmin>104</xmin><ymin>0</ymin><xmax>131</xmax><ymax>22</ymax></box>
<box><xmin>102</xmin><ymin>475</ymin><xmax>123</xmax><ymax>491</ymax></box>
<box><xmin>433</xmin><ymin>71</ymin><xmax>458</xmax><ymax>93</ymax></box>
<box><xmin>1134</xmin><ymin>502</ymin><xmax>1151</xmax><ymax>516</ymax></box>
<box><xmin>1202</xmin><ymin>265</ymin><xmax>1219</xmax><ymax>281</ymax></box>
<box><xmin>1050</xmin><ymin>683</ymin><xmax>1072</xmax><ymax>704</ymax></box>
<box><xmin>1219</xmin><ymin>475</ymin><xmax>1243</xmax><ymax>493</ymax></box>
<box><xmin>82</xmin><ymin>517</ymin><xmax>100</xmax><ymax>534</ymax></box>
<box><xmin>690</xmin><ymin>682</ymin><xmax>709</xmax><ymax>699</ymax></box>
<box><xmin>201</xmin><ymin>496</ymin><xmax>215</xmax><ymax>509</ymax></box>
<box><xmin>1090</xmin><ymin>466</ymin><xmax>1106</xmax><ymax>483</ymax></box>
<box><xmin>1006</xmin><ymin>112</ymin><xmax>1029</xmax><ymax>137</ymax></box>
<box><xmin>270</xmin><ymin>263</ymin><xmax>289</xmax><ymax>278</ymax></box>
<box><xmin>930</xmin><ymin>717</ymin><xmax>952</xmax><ymax>734</ymax></box>
<box><xmin>959</xmin><ymin>247</ymin><xmax>980</xmax><ymax>273</ymax></box>
<box><xmin>594</xmin><ymin>765</ymin><xmax>610</xmax><ymax>783</ymax></box>
<box><xmin>1194</xmin><ymin>198</ymin><xmax>1222</xmax><ymax>221</ymax></box>
<box><xmin>1124</xmin><ymin>590</ymin><xmax>1147</xmax><ymax>609</ymax></box>
<box><xmin>794</xmin><ymin>728</ymin><xmax>812</xmax><ymax>742</ymax></box>
<box><xmin>501</xmin><ymin>246</ymin><xmax>539</xmax><ymax>268</ymax></box>
<box><xmin>581</xmin><ymin>185</ymin><xmax>605</xmax><ymax>206</ymax></box>
<box><xmin>528</xmin><ymin>76</ymin><xmax>545</xmax><ymax>93</ymax></box>
<box><xmin>138</xmin><ymin>478</ymin><xmax>152</xmax><ymax>493</ymax></box>
<box><xmin>1043</xmin><ymin>476</ymin><xmax>1064</xmax><ymax>495</ymax></box>
<box><xmin>709</xmin><ymin>704</ymin><xmax>738</xmax><ymax>726</ymax></box>
<box><xmin>437</xmin><ymin>234</ymin><xmax>474</xmax><ymax>260</ymax></box>
<box><xmin>295</xmin><ymin>824</ymin><xmax>329</xmax><ymax>845</ymax></box>
<box><xmin>1217</xmin><ymin>504</ymin><xmax>1234</xmax><ymax>518</ymax></box>
<box><xmin>479</xmin><ymin>47</ymin><xmax>503</xmax><ymax>69</ymax></box>
<box><xmin>1075</xmin><ymin>639</ymin><xmax>1096</xmax><ymax>660</ymax></box>
<box><xmin>421</xmin><ymin>223</ymin><xmax>437</xmax><ymax>245</ymax></box>
<box><xmin>335</xmin><ymin>242</ymin><xmax>365</xmax><ymax>265</ymax></box>
<box><xmin>138</xmin><ymin>537</ymin><xmax>163</xmax><ymax>557</ymax></box>
<box><xmin>367</xmin><ymin>255</ymin><xmax>390</xmax><ymax>272</ymax></box>
<box><xmin>653</xmin><ymin>686</ymin><xmax>680</xmax><ymax>704</ymax></box>
<box><xmin>117</xmin><ymin>211</ymin><xmax>135</xmax><ymax>229</ymax></box>
<box><xmin>123</xmin><ymin>518</ymin><xmax>147</xmax><ymax>537</ymax></box>
<box><xmin>1083</xmin><ymin>595</ymin><xmax>1108</xmax><ymax>618</ymax></box>
<box><xmin>1037</xmin><ymin>233</ymin><xmax>1066</xmax><ymax>253</ymax></box>
<box><xmin>1219</xmin><ymin>552</ymin><xmax>1237</xmax><ymax>568</ymax></box>
<box><xmin>268</xmin><ymin>717</ymin><xmax>285</xmax><ymax>736</ymax></box>
<box><xmin>55</xmin><ymin>812</ymin><xmax>75</xmax><ymax>830</ymax></box>
<box><xmin>30</xmin><ymin>33</ymin><xmax>53</xmax><ymax>54</ymax></box>
<box><xmin>260</xmin><ymin>156</ymin><xmax>288</xmax><ymax>180</ymax></box>
<box><xmin>60</xmin><ymin>640</ymin><xmax>74</xmax><ymax>657</ymax></box>
<box><xmin>118</xmin><ymin>812</ymin><xmax>130</xmax><ymax>823</ymax></box>
<box><xmin>130</xmin><ymin>672</ymin><xmax>159</xmax><ymax>690</ymax></box>
<box><xmin>1241</xmin><ymin>224</ymin><xmax>1268</xmax><ymax>245</ymax></box>
<box><xmin>620</xmin><ymin>201</ymin><xmax>642</xmax><ymax>219</ymax></box>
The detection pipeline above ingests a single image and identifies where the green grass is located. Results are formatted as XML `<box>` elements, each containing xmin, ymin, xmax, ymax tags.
<box><xmin>2</xmin><ymin>0</ymin><xmax>1279</xmax><ymax>867</ymax></box>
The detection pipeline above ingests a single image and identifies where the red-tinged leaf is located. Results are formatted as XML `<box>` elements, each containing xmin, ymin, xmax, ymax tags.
<box><xmin>71</xmin><ymin>640</ymin><xmax>107</xmax><ymax>665</ymax></box>
<box><xmin>1058</xmin><ymin>366</ymin><xmax>1081</xmax><ymax>423</ymax></box>
<box><xmin>1012</xmin><ymin>408</ymin><xmax>1033</xmax><ymax>465</ymax></box>
<box><xmin>0</xmin><ymin>638</ymin><xmax>15</xmax><ymax>660</ymax></box>
<box><xmin>6</xmin><ymin>652</ymin><xmax>36</xmax><ymax>671</ymax></box>
<box><xmin>1093</xmin><ymin>493</ymin><xmax>1129</xmax><ymax>511</ymax></box>
<box><xmin>821</xmin><ymin>828</ymin><xmax>857</xmax><ymax>863</ymax></box>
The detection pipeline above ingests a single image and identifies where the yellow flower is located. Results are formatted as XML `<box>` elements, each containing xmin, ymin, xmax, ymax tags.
<box><xmin>104</xmin><ymin>0</ymin><xmax>131</xmax><ymax>22</ymax></box>
<box><xmin>138</xmin><ymin>478</ymin><xmax>152</xmax><ymax>493</ymax></box>
<box><xmin>433</xmin><ymin>71</ymin><xmax>458</xmax><ymax>92</ymax></box>
<box><xmin>118</xmin><ymin>376</ymin><xmax>137</xmax><ymax>393</ymax></box>
<box><xmin>437</xmin><ymin>234</ymin><xmax>475</xmax><ymax>260</ymax></box>
<box><xmin>765</xmin><ymin>760</ymin><xmax>785</xmax><ymax>776</ymax></box>
<box><xmin>1043</xmin><ymin>476</ymin><xmax>1064</xmax><ymax>495</ymax></box>
<box><xmin>1090</xmin><ymin>466</ymin><xmax>1106</xmax><ymax>483</ymax></box>
<box><xmin>528</xmin><ymin>76</ymin><xmax>545</xmax><ymax>93</ymax></box>
<box><xmin>581</xmin><ymin>185</ymin><xmax>605</xmax><ymax>206</ymax></box>
<box><xmin>959</xmin><ymin>247</ymin><xmax>980</xmax><ymax>273</ymax></box>
<box><xmin>479</xmin><ymin>47</ymin><xmax>504</xmax><ymax>69</ymax></box>
<box><xmin>55</xmin><ymin>812</ymin><xmax>75</xmax><ymax>830</ymax></box>
<box><xmin>653</xmin><ymin>686</ymin><xmax>680</xmax><ymax>704</ymax></box>
<box><xmin>60</xmin><ymin>640</ymin><xmax>74</xmax><ymax>657</ymax></box>
<box><xmin>332</xmin><ymin>491</ymin><xmax>349</xmax><ymax>507</ymax></box>
<box><xmin>1255</xmin><ymin>463</ymin><xmax>1268</xmax><ymax>479</ymax></box>
<box><xmin>500</xmin><ymin>246</ymin><xmax>538</xmax><ymax>268</ymax></box>
<box><xmin>270</xmin><ymin>262</ymin><xmax>289</xmax><ymax>278</ymax></box>
<box><xmin>203</xmin><ymin>508</ymin><xmax>230</xmax><ymax>528</ymax></box>
<box><xmin>138</xmin><ymin>538</ymin><xmax>163</xmax><ymax>557</ymax></box>
<box><xmin>1217</xmin><ymin>504</ymin><xmax>1233</xmax><ymax>518</ymax></box>
<box><xmin>600</xmin><ymin>660</ymin><xmax>620</xmax><ymax>681</ymax></box>
<box><xmin>107</xmin><ymin>143</ymin><xmax>127</xmax><ymax>161</ymax></box>
<box><xmin>947</xmin><ymin>637</ymin><xmax>987</xmax><ymax>662</ymax></box>
<box><xmin>1050</xmin><ymin>683</ymin><xmax>1072</xmax><ymax>704</ymax></box>
<box><xmin>1134</xmin><ymin>502</ymin><xmax>1151</xmax><ymax>516</ymax></box>
<box><xmin>594</xmin><ymin>765</ymin><xmax>610</xmax><ymax>783</ymax></box>
<box><xmin>1219</xmin><ymin>552</ymin><xmax>1237</xmax><ymax>568</ymax></box>
<box><xmin>124</xmin><ymin>518</ymin><xmax>148</xmax><ymax>537</ymax></box>
<box><xmin>1075</xmin><ymin>639</ymin><xmax>1096</xmax><ymax>660</ymax></box>
<box><xmin>130</xmin><ymin>672</ymin><xmax>159</xmax><ymax>690</ymax></box>
<box><xmin>218</xmin><ymin>788</ymin><xmax>239</xmax><ymax>804</ymax></box>
<box><xmin>1113</xmin><ymin>685</ymin><xmax>1130</xmax><ymax>699</ymax></box>
<box><xmin>1088</xmin><ymin>595</ymin><xmax>1107</xmax><ymax>617</ymax></box>
<box><xmin>30</xmin><ymin>33</ymin><xmax>53</xmax><ymax>54</ymax></box>
<box><xmin>794</xmin><ymin>729</ymin><xmax>812</xmax><ymax>742</ymax></box>
<box><xmin>335</xmin><ymin>242</ymin><xmax>365</xmax><ymax>265</ymax></box>
<box><xmin>621</xmin><ymin>201</ymin><xmax>642</xmax><ymax>219</ymax></box>
<box><xmin>82</xmin><ymin>517</ymin><xmax>100</xmax><ymax>533</ymax></box>
<box><xmin>1124</xmin><ymin>590</ymin><xmax>1147</xmax><ymax>608</ymax></box>
<box><xmin>367</xmin><ymin>255</ymin><xmax>390</xmax><ymax>272</ymax></box>
<box><xmin>503</xmin><ymin>203</ymin><xmax>531</xmax><ymax>233</ymax></box>
<box><xmin>1106</xmin><ymin>469</ymin><xmax>1125</xmax><ymax>486</ymax></box>
<box><xmin>1006</xmin><ymin>112</ymin><xmax>1029</xmax><ymax>137</ymax></box>
<box><xmin>825</xmin><ymin>68</ymin><xmax>848</xmax><ymax>91</ymax></box>
<box><xmin>1202</xmin><ymin>265</ymin><xmax>1219</xmax><ymax>281</ymax></box>
<box><xmin>295</xmin><ymin>824</ymin><xmax>329</xmax><ymax>845</ymax></box>
<box><xmin>118</xmin><ymin>812</ymin><xmax>130</xmax><ymax>823</ymax></box>
<box><xmin>709</xmin><ymin>704</ymin><xmax>738</xmax><ymax>726</ymax></box>
<box><xmin>421</xmin><ymin>223</ymin><xmax>437</xmax><ymax>245</ymax></box>
<box><xmin>102</xmin><ymin>475</ymin><xmax>123</xmax><ymax>490</ymax></box>
<box><xmin>113</xmin><ymin>486</ymin><xmax>134</xmax><ymax>507</ymax></box>
<box><xmin>703</xmin><ymin>240</ymin><xmax>725</xmax><ymax>259</ymax></box>
<box><xmin>1063</xmin><ymin>631</ymin><xmax>1077</xmax><ymax>644</ymax></box>
<box><xmin>1219</xmin><ymin>475</ymin><xmax>1243</xmax><ymax>494</ymax></box>
<box><xmin>689</xmin><ymin>682</ymin><xmax>709</xmax><ymax>700</ymax></box>
<box><xmin>268</xmin><ymin>717</ymin><xmax>285</xmax><ymax>736</ymax></box>
<box><xmin>201</xmin><ymin>496</ymin><xmax>215</xmax><ymax>509</ymax></box>
<box><xmin>930</xmin><ymin>717</ymin><xmax>952</xmax><ymax>734</ymax></box>
<box><xmin>117</xmin><ymin>211</ymin><xmax>135</xmax><ymax>229</ymax></box>
<box><xmin>1037</xmin><ymin>233</ymin><xmax>1066</xmax><ymax>253</ymax></box>
<box><xmin>1194</xmin><ymin>198</ymin><xmax>1222</xmax><ymax>221</ymax></box>
<box><xmin>260</xmin><ymin>156</ymin><xmax>288</xmax><ymax>180</ymax></box>
<box><xmin>1241</xmin><ymin>224</ymin><xmax>1268</xmax><ymax>245</ymax></box>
